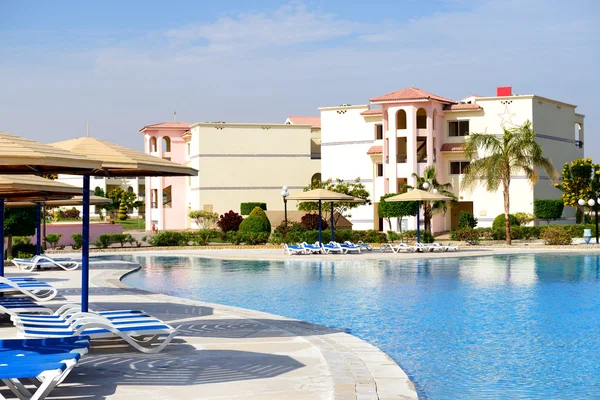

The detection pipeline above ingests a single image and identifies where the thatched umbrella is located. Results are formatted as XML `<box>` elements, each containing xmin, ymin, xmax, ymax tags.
<box><xmin>286</xmin><ymin>189</ymin><xmax>358</xmax><ymax>245</ymax></box>
<box><xmin>386</xmin><ymin>189</ymin><xmax>452</xmax><ymax>243</ymax></box>
<box><xmin>0</xmin><ymin>132</ymin><xmax>102</xmax><ymax>276</ymax></box>
<box><xmin>50</xmin><ymin>136</ymin><xmax>197</xmax><ymax>312</ymax></box>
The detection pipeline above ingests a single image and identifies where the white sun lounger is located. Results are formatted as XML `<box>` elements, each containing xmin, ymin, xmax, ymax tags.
<box><xmin>12</xmin><ymin>255</ymin><xmax>81</xmax><ymax>272</ymax></box>
<box><xmin>380</xmin><ymin>243</ymin><xmax>416</xmax><ymax>253</ymax></box>
<box><xmin>15</xmin><ymin>312</ymin><xmax>180</xmax><ymax>354</ymax></box>
<box><xmin>284</xmin><ymin>244</ymin><xmax>307</xmax><ymax>255</ymax></box>
<box><xmin>0</xmin><ymin>297</ymin><xmax>53</xmax><ymax>316</ymax></box>
<box><xmin>0</xmin><ymin>277</ymin><xmax>57</xmax><ymax>302</ymax></box>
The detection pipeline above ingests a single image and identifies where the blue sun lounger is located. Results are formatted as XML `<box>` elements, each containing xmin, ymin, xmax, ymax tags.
<box><xmin>0</xmin><ymin>297</ymin><xmax>53</xmax><ymax>316</ymax></box>
<box><xmin>0</xmin><ymin>336</ymin><xmax>89</xmax><ymax>400</ymax></box>
<box><xmin>12</xmin><ymin>255</ymin><xmax>81</xmax><ymax>272</ymax></box>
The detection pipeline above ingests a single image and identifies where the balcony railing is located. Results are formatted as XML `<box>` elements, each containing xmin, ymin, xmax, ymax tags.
<box><xmin>396</xmin><ymin>154</ymin><xmax>407</xmax><ymax>163</ymax></box>
<box><xmin>311</xmin><ymin>153</ymin><xmax>321</xmax><ymax>160</ymax></box>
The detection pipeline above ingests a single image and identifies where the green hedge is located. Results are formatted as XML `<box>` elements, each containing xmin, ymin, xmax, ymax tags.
<box><xmin>450</xmin><ymin>224</ymin><xmax>597</xmax><ymax>242</ymax></box>
<box><xmin>240</xmin><ymin>202</ymin><xmax>267</xmax><ymax>215</ymax></box>
<box><xmin>492</xmin><ymin>214</ymin><xmax>520</xmax><ymax>230</ymax></box>
<box><xmin>534</xmin><ymin>199</ymin><xmax>564</xmax><ymax>224</ymax></box>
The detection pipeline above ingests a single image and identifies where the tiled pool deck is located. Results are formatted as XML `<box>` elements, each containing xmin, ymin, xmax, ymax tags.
<box><xmin>2</xmin><ymin>245</ymin><xmax>600</xmax><ymax>399</ymax></box>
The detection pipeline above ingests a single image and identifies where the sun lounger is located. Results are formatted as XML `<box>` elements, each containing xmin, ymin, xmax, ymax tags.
<box><xmin>0</xmin><ymin>277</ymin><xmax>57</xmax><ymax>302</ymax></box>
<box><xmin>284</xmin><ymin>244</ymin><xmax>307</xmax><ymax>255</ymax></box>
<box><xmin>380</xmin><ymin>243</ymin><xmax>416</xmax><ymax>253</ymax></box>
<box><xmin>15</xmin><ymin>312</ymin><xmax>179</xmax><ymax>354</ymax></box>
<box><xmin>321</xmin><ymin>242</ymin><xmax>344</xmax><ymax>254</ymax></box>
<box><xmin>340</xmin><ymin>241</ymin><xmax>361</xmax><ymax>254</ymax></box>
<box><xmin>12</xmin><ymin>255</ymin><xmax>81</xmax><ymax>272</ymax></box>
<box><xmin>301</xmin><ymin>242</ymin><xmax>323</xmax><ymax>254</ymax></box>
<box><xmin>12</xmin><ymin>304</ymin><xmax>152</xmax><ymax>324</ymax></box>
<box><xmin>356</xmin><ymin>241</ymin><xmax>373</xmax><ymax>251</ymax></box>
<box><xmin>0</xmin><ymin>297</ymin><xmax>53</xmax><ymax>316</ymax></box>
<box><xmin>0</xmin><ymin>336</ymin><xmax>90</xmax><ymax>400</ymax></box>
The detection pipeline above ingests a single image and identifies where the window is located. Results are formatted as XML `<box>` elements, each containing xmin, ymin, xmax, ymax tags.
<box><xmin>162</xmin><ymin>137</ymin><xmax>171</xmax><ymax>152</ymax></box>
<box><xmin>149</xmin><ymin>137</ymin><xmax>157</xmax><ymax>152</ymax></box>
<box><xmin>416</xmin><ymin>108</ymin><xmax>427</xmax><ymax>129</ymax></box>
<box><xmin>396</xmin><ymin>110</ymin><xmax>407</xmax><ymax>129</ymax></box>
<box><xmin>449</xmin><ymin>121</ymin><xmax>470</xmax><ymax>137</ymax></box>
<box><xmin>450</xmin><ymin>161</ymin><xmax>470</xmax><ymax>174</ymax></box>
<box><xmin>187</xmin><ymin>142</ymin><xmax>191</xmax><ymax>156</ymax></box>
<box><xmin>375</xmin><ymin>124</ymin><xmax>383</xmax><ymax>140</ymax></box>
<box><xmin>376</xmin><ymin>164</ymin><xmax>383</xmax><ymax>177</ymax></box>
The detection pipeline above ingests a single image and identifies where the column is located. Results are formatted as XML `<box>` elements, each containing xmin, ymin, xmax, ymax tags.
<box><xmin>386</xmin><ymin>107</ymin><xmax>398</xmax><ymax>193</ymax></box>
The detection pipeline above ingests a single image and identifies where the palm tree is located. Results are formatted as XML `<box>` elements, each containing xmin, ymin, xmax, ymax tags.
<box><xmin>462</xmin><ymin>120</ymin><xmax>557</xmax><ymax>245</ymax></box>
<box><xmin>403</xmin><ymin>165</ymin><xmax>457</xmax><ymax>233</ymax></box>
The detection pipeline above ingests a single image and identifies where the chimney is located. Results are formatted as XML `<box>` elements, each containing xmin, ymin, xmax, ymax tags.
<box><xmin>497</xmin><ymin>86</ymin><xmax>512</xmax><ymax>97</ymax></box>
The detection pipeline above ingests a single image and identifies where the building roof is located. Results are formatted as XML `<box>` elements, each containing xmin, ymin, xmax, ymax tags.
<box><xmin>139</xmin><ymin>122</ymin><xmax>192</xmax><ymax>132</ymax></box>
<box><xmin>370</xmin><ymin>87</ymin><xmax>455</xmax><ymax>104</ymax></box>
<box><xmin>440</xmin><ymin>143</ymin><xmax>465</xmax><ymax>152</ymax></box>
<box><xmin>443</xmin><ymin>103</ymin><xmax>483</xmax><ymax>111</ymax></box>
<box><xmin>367</xmin><ymin>145</ymin><xmax>383</xmax><ymax>155</ymax></box>
<box><xmin>360</xmin><ymin>109</ymin><xmax>383</xmax><ymax>116</ymax></box>
<box><xmin>286</xmin><ymin>116</ymin><xmax>321</xmax><ymax>129</ymax></box>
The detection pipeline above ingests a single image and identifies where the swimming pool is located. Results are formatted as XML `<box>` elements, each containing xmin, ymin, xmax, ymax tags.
<box><xmin>120</xmin><ymin>253</ymin><xmax>600</xmax><ymax>399</ymax></box>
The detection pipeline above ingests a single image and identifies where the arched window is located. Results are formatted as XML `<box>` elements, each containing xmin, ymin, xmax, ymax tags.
<box><xmin>416</xmin><ymin>108</ymin><xmax>427</xmax><ymax>129</ymax></box>
<box><xmin>127</xmin><ymin>186</ymin><xmax>134</xmax><ymax>193</ymax></box>
<box><xmin>149</xmin><ymin>137</ymin><xmax>157</xmax><ymax>152</ymax></box>
<box><xmin>396</xmin><ymin>109</ymin><xmax>407</xmax><ymax>129</ymax></box>
<box><xmin>311</xmin><ymin>173</ymin><xmax>322</xmax><ymax>185</ymax></box>
<box><xmin>575</xmin><ymin>123</ymin><xmax>583</xmax><ymax>148</ymax></box>
<box><xmin>162</xmin><ymin>136</ymin><xmax>171</xmax><ymax>152</ymax></box>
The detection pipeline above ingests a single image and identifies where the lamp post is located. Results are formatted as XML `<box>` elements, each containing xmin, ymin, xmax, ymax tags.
<box><xmin>578</xmin><ymin>197</ymin><xmax>599</xmax><ymax>244</ymax></box>
<box><xmin>281</xmin><ymin>186</ymin><xmax>289</xmax><ymax>228</ymax></box>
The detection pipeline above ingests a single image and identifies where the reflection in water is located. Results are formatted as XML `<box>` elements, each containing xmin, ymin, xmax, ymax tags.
<box><xmin>122</xmin><ymin>253</ymin><xmax>600</xmax><ymax>400</ymax></box>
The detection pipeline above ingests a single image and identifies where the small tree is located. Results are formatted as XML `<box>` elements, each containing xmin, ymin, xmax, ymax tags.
<box><xmin>534</xmin><ymin>199</ymin><xmax>565</xmax><ymax>225</ymax></box>
<box><xmin>4</xmin><ymin>208</ymin><xmax>37</xmax><ymax>258</ymax></box>
<box><xmin>189</xmin><ymin>210</ymin><xmax>219</xmax><ymax>229</ymax></box>
<box><xmin>457</xmin><ymin>211</ymin><xmax>478</xmax><ymax>229</ymax></box>
<box><xmin>378</xmin><ymin>194</ymin><xmax>418</xmax><ymax>232</ymax></box>
<box><xmin>45</xmin><ymin>234</ymin><xmax>62</xmax><ymax>249</ymax></box>
<box><xmin>554</xmin><ymin>158</ymin><xmax>600</xmax><ymax>223</ymax></box>
<box><xmin>300</xmin><ymin>213</ymin><xmax>328</xmax><ymax>231</ymax></box>
<box><xmin>217</xmin><ymin>210</ymin><xmax>243</xmax><ymax>233</ymax></box>
<box><xmin>298</xmin><ymin>178</ymin><xmax>371</xmax><ymax>226</ymax></box>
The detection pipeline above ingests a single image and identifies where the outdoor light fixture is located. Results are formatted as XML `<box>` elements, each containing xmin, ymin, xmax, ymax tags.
<box><xmin>281</xmin><ymin>186</ymin><xmax>289</xmax><ymax>227</ymax></box>
<box><xmin>579</xmin><ymin>197</ymin><xmax>599</xmax><ymax>244</ymax></box>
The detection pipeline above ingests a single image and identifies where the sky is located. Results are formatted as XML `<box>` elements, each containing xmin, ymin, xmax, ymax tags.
<box><xmin>1</xmin><ymin>0</ymin><xmax>599</xmax><ymax>155</ymax></box>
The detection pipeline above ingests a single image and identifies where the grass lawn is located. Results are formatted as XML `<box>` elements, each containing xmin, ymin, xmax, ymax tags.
<box><xmin>115</xmin><ymin>218</ymin><xmax>146</xmax><ymax>231</ymax></box>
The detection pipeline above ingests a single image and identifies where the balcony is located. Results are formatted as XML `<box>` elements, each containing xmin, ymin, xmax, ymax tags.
<box><xmin>396</xmin><ymin>154</ymin><xmax>407</xmax><ymax>163</ymax></box>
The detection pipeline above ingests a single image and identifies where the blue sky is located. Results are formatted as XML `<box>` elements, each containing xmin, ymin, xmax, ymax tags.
<box><xmin>1</xmin><ymin>0</ymin><xmax>598</xmax><ymax>156</ymax></box>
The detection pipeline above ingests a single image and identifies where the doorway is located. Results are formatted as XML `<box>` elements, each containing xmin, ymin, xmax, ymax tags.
<box><xmin>451</xmin><ymin>201</ymin><xmax>474</xmax><ymax>230</ymax></box>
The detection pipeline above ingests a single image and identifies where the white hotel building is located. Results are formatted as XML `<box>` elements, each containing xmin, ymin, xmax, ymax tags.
<box><xmin>319</xmin><ymin>86</ymin><xmax>585</xmax><ymax>232</ymax></box>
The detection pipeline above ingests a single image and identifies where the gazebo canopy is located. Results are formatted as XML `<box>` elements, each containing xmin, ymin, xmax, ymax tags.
<box><xmin>0</xmin><ymin>175</ymin><xmax>83</xmax><ymax>201</ymax></box>
<box><xmin>286</xmin><ymin>188</ymin><xmax>357</xmax><ymax>202</ymax></box>
<box><xmin>385</xmin><ymin>189</ymin><xmax>452</xmax><ymax>202</ymax></box>
<box><xmin>50</xmin><ymin>137</ymin><xmax>198</xmax><ymax>177</ymax></box>
<box><xmin>6</xmin><ymin>194</ymin><xmax>112</xmax><ymax>208</ymax></box>
<box><xmin>0</xmin><ymin>131</ymin><xmax>102</xmax><ymax>174</ymax></box>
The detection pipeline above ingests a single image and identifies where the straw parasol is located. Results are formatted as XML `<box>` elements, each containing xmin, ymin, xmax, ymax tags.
<box><xmin>0</xmin><ymin>131</ymin><xmax>101</xmax><ymax>174</ymax></box>
<box><xmin>386</xmin><ymin>189</ymin><xmax>452</xmax><ymax>243</ymax></box>
<box><xmin>0</xmin><ymin>175</ymin><xmax>83</xmax><ymax>274</ymax></box>
<box><xmin>50</xmin><ymin>136</ymin><xmax>198</xmax><ymax>312</ymax></box>
<box><xmin>50</xmin><ymin>137</ymin><xmax>197</xmax><ymax>177</ymax></box>
<box><xmin>287</xmin><ymin>189</ymin><xmax>363</xmax><ymax>245</ymax></box>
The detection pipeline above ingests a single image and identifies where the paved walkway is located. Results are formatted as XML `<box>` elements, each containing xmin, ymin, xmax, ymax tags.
<box><xmin>0</xmin><ymin>256</ymin><xmax>416</xmax><ymax>400</ymax></box>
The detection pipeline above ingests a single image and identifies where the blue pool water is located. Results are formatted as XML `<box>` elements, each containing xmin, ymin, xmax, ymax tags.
<box><xmin>119</xmin><ymin>253</ymin><xmax>600</xmax><ymax>399</ymax></box>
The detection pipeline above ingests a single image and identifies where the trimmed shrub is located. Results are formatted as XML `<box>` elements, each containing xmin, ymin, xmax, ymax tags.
<box><xmin>474</xmin><ymin>227</ymin><xmax>494</xmax><ymax>240</ymax></box>
<box><xmin>71</xmin><ymin>233</ymin><xmax>83</xmax><ymax>250</ymax></box>
<box><xmin>511</xmin><ymin>226</ymin><xmax>541</xmax><ymax>240</ymax></box>
<box><xmin>240</xmin><ymin>202</ymin><xmax>267</xmax><ymax>216</ymax></box>
<box><xmin>11</xmin><ymin>242</ymin><xmax>37</xmax><ymax>258</ymax></box>
<box><xmin>63</xmin><ymin>208</ymin><xmax>80</xmax><ymax>220</ymax></box>
<box><xmin>189</xmin><ymin>229</ymin><xmax>216</xmax><ymax>246</ymax></box>
<box><xmin>110</xmin><ymin>233</ymin><xmax>134</xmax><ymax>248</ymax></box>
<box><xmin>225</xmin><ymin>231</ymin><xmax>243</xmax><ymax>245</ymax></box>
<box><xmin>217</xmin><ymin>210</ymin><xmax>243</xmax><ymax>233</ymax></box>
<box><xmin>534</xmin><ymin>199</ymin><xmax>564</xmax><ymax>225</ymax></box>
<box><xmin>239</xmin><ymin>207</ymin><xmax>271</xmax><ymax>234</ymax></box>
<box><xmin>45</xmin><ymin>234</ymin><xmax>62</xmax><ymax>249</ymax></box>
<box><xmin>275</xmin><ymin>221</ymin><xmax>306</xmax><ymax>235</ymax></box>
<box><xmin>147</xmin><ymin>231</ymin><xmax>189</xmax><ymax>246</ymax></box>
<box><xmin>117</xmin><ymin>202</ymin><xmax>128</xmax><ymax>221</ymax></box>
<box><xmin>450</xmin><ymin>228</ymin><xmax>481</xmax><ymax>243</ymax></box>
<box><xmin>300</xmin><ymin>213</ymin><xmax>328</xmax><ymax>231</ymax></box>
<box><xmin>351</xmin><ymin>230</ymin><xmax>387</xmax><ymax>243</ymax></box>
<box><xmin>514</xmin><ymin>212</ymin><xmax>535</xmax><ymax>226</ymax></box>
<box><xmin>387</xmin><ymin>231</ymin><xmax>402</xmax><ymax>243</ymax></box>
<box><xmin>541</xmin><ymin>225</ymin><xmax>572</xmax><ymax>245</ymax></box>
<box><xmin>92</xmin><ymin>234</ymin><xmax>112</xmax><ymax>249</ymax></box>
<box><xmin>240</xmin><ymin>232</ymin><xmax>269</xmax><ymax>245</ymax></box>
<box><xmin>458</xmin><ymin>211</ymin><xmax>478</xmax><ymax>229</ymax></box>
<box><xmin>492</xmin><ymin>214</ymin><xmax>520</xmax><ymax>231</ymax></box>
